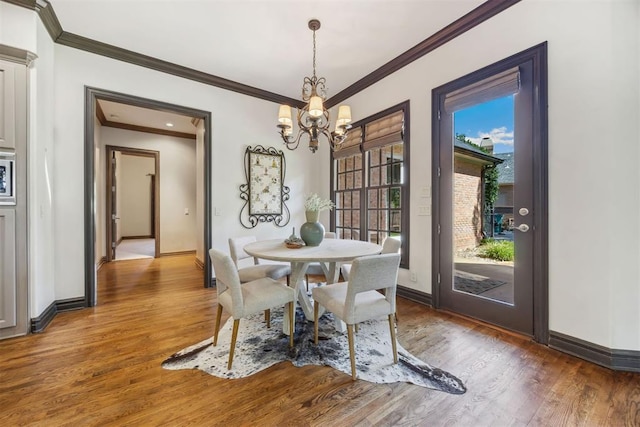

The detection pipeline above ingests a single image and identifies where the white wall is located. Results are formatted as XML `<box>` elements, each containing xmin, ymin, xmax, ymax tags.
<box><xmin>52</xmin><ymin>44</ymin><xmax>322</xmax><ymax>304</ymax></box>
<box><xmin>28</xmin><ymin>14</ymin><xmax>56</xmax><ymax>319</ymax></box>
<box><xmin>339</xmin><ymin>0</ymin><xmax>640</xmax><ymax>351</ymax></box>
<box><xmin>0</xmin><ymin>2</ymin><xmax>36</xmax><ymax>53</ymax></box>
<box><xmin>101</xmin><ymin>128</ymin><xmax>197</xmax><ymax>252</ymax></box>
<box><xmin>119</xmin><ymin>154</ymin><xmax>154</xmax><ymax>238</ymax></box>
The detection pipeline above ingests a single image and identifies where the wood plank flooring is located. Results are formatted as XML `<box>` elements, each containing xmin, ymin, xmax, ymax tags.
<box><xmin>1</xmin><ymin>254</ymin><xmax>638</xmax><ymax>426</ymax></box>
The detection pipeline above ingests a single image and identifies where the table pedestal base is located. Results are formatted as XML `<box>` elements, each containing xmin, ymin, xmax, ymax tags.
<box><xmin>283</xmin><ymin>260</ymin><xmax>343</xmax><ymax>335</ymax></box>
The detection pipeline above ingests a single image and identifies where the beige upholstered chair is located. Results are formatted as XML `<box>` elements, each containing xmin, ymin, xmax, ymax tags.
<box><xmin>312</xmin><ymin>253</ymin><xmax>401</xmax><ymax>380</ymax></box>
<box><xmin>305</xmin><ymin>232</ymin><xmax>336</xmax><ymax>289</ymax></box>
<box><xmin>229</xmin><ymin>236</ymin><xmax>291</xmax><ymax>284</ymax></box>
<box><xmin>209</xmin><ymin>248</ymin><xmax>295</xmax><ymax>369</ymax></box>
<box><xmin>340</xmin><ymin>236</ymin><xmax>401</xmax><ymax>281</ymax></box>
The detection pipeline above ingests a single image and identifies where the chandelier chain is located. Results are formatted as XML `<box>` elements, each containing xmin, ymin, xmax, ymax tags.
<box><xmin>312</xmin><ymin>28</ymin><xmax>317</xmax><ymax>79</ymax></box>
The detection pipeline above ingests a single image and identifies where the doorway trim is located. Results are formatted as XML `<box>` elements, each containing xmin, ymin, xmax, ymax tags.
<box><xmin>84</xmin><ymin>87</ymin><xmax>213</xmax><ymax>307</ymax></box>
<box><xmin>431</xmin><ymin>43</ymin><xmax>548</xmax><ymax>343</ymax></box>
<box><xmin>105</xmin><ymin>146</ymin><xmax>160</xmax><ymax>261</ymax></box>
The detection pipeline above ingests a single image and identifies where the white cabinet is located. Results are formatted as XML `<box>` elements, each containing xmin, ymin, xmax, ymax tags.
<box><xmin>0</xmin><ymin>56</ymin><xmax>27</xmax><ymax>338</ymax></box>
<box><xmin>0</xmin><ymin>209</ymin><xmax>16</xmax><ymax>328</ymax></box>
<box><xmin>0</xmin><ymin>61</ymin><xmax>16</xmax><ymax>150</ymax></box>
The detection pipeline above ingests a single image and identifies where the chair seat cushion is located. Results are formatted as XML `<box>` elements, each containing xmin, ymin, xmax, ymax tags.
<box><xmin>238</xmin><ymin>264</ymin><xmax>291</xmax><ymax>283</ymax></box>
<box><xmin>219</xmin><ymin>277</ymin><xmax>295</xmax><ymax>318</ymax></box>
<box><xmin>312</xmin><ymin>282</ymin><xmax>392</xmax><ymax>325</ymax></box>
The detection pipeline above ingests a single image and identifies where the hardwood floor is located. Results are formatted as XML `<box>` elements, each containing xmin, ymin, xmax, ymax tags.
<box><xmin>1</xmin><ymin>255</ymin><xmax>638</xmax><ymax>426</ymax></box>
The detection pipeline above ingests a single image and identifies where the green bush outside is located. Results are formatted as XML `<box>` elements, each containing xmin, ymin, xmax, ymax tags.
<box><xmin>479</xmin><ymin>239</ymin><xmax>514</xmax><ymax>261</ymax></box>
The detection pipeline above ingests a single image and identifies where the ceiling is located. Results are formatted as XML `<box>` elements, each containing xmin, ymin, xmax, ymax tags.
<box><xmin>97</xmin><ymin>99</ymin><xmax>197</xmax><ymax>134</ymax></box>
<box><xmin>48</xmin><ymin>0</ymin><xmax>487</xmax><ymax>132</ymax></box>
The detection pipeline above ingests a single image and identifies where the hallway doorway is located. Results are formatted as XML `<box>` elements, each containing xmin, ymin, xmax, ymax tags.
<box><xmin>84</xmin><ymin>87</ymin><xmax>213</xmax><ymax>307</ymax></box>
<box><xmin>106</xmin><ymin>145</ymin><xmax>160</xmax><ymax>262</ymax></box>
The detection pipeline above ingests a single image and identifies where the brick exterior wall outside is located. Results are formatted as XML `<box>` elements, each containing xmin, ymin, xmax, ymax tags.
<box><xmin>454</xmin><ymin>159</ymin><xmax>483</xmax><ymax>250</ymax></box>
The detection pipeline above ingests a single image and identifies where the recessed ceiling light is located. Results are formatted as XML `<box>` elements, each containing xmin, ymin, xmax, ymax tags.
<box><xmin>166</xmin><ymin>122</ymin><xmax>174</xmax><ymax>127</ymax></box>
<box><xmin>110</xmin><ymin>114</ymin><xmax>119</xmax><ymax>119</ymax></box>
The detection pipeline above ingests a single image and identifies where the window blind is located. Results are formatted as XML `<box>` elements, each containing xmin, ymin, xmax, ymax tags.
<box><xmin>362</xmin><ymin>110</ymin><xmax>404</xmax><ymax>151</ymax></box>
<box><xmin>333</xmin><ymin>127</ymin><xmax>362</xmax><ymax>159</ymax></box>
<box><xmin>444</xmin><ymin>66</ymin><xmax>520</xmax><ymax>113</ymax></box>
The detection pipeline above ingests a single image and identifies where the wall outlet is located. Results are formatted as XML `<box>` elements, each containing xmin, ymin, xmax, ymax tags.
<box><xmin>410</xmin><ymin>272</ymin><xmax>417</xmax><ymax>282</ymax></box>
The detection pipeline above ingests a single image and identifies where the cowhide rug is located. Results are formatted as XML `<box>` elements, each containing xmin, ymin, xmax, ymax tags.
<box><xmin>162</xmin><ymin>307</ymin><xmax>466</xmax><ymax>395</ymax></box>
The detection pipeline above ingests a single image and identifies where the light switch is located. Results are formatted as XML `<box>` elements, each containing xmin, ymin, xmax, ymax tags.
<box><xmin>418</xmin><ymin>206</ymin><xmax>430</xmax><ymax>216</ymax></box>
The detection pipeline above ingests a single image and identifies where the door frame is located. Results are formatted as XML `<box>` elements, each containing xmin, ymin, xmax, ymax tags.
<box><xmin>84</xmin><ymin>87</ymin><xmax>213</xmax><ymax>307</ymax></box>
<box><xmin>431</xmin><ymin>43</ymin><xmax>548</xmax><ymax>343</ymax></box>
<box><xmin>105</xmin><ymin>146</ymin><xmax>160</xmax><ymax>261</ymax></box>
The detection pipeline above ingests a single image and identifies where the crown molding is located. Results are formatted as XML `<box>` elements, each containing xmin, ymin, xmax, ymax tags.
<box><xmin>35</xmin><ymin>0</ymin><xmax>63</xmax><ymax>40</ymax></box>
<box><xmin>96</xmin><ymin>99</ymin><xmax>196</xmax><ymax>140</ymax></box>
<box><xmin>1</xmin><ymin>0</ymin><xmax>519</xmax><ymax>109</ymax></box>
<box><xmin>56</xmin><ymin>31</ymin><xmax>304</xmax><ymax>107</ymax></box>
<box><xmin>102</xmin><ymin>120</ymin><xmax>197</xmax><ymax>140</ymax></box>
<box><xmin>2</xmin><ymin>0</ymin><xmax>35</xmax><ymax>9</ymax></box>
<box><xmin>325</xmin><ymin>0</ymin><xmax>522</xmax><ymax>108</ymax></box>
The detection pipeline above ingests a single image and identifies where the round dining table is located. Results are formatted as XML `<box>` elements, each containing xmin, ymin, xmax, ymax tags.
<box><xmin>244</xmin><ymin>238</ymin><xmax>382</xmax><ymax>334</ymax></box>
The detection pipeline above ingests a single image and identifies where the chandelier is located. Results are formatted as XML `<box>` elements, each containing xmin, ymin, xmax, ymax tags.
<box><xmin>277</xmin><ymin>19</ymin><xmax>352</xmax><ymax>153</ymax></box>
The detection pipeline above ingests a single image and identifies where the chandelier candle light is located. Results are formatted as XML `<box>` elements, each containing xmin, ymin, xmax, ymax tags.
<box><xmin>277</xmin><ymin>19</ymin><xmax>352</xmax><ymax>153</ymax></box>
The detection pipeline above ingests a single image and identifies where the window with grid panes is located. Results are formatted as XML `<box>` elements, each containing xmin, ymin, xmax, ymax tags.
<box><xmin>331</xmin><ymin>102</ymin><xmax>409</xmax><ymax>268</ymax></box>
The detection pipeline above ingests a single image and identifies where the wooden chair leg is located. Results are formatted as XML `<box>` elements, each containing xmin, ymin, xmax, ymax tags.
<box><xmin>288</xmin><ymin>302</ymin><xmax>294</xmax><ymax>348</ymax></box>
<box><xmin>355</xmin><ymin>323</ymin><xmax>359</xmax><ymax>333</ymax></box>
<box><xmin>213</xmin><ymin>304</ymin><xmax>223</xmax><ymax>346</ymax></box>
<box><xmin>347</xmin><ymin>324</ymin><xmax>357</xmax><ymax>380</ymax></box>
<box><xmin>265</xmin><ymin>309</ymin><xmax>271</xmax><ymax>328</ymax></box>
<box><xmin>313</xmin><ymin>301</ymin><xmax>319</xmax><ymax>345</ymax></box>
<box><xmin>388</xmin><ymin>314</ymin><xmax>398</xmax><ymax>364</ymax></box>
<box><xmin>228</xmin><ymin>319</ymin><xmax>240</xmax><ymax>370</ymax></box>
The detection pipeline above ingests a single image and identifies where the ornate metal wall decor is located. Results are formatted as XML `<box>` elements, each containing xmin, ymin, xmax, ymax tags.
<box><xmin>239</xmin><ymin>145</ymin><xmax>290</xmax><ymax>228</ymax></box>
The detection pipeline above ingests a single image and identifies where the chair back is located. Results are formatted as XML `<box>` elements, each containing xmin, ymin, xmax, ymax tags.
<box><xmin>381</xmin><ymin>236</ymin><xmax>401</xmax><ymax>254</ymax></box>
<box><xmin>346</xmin><ymin>253</ymin><xmax>400</xmax><ymax>316</ymax></box>
<box><xmin>228</xmin><ymin>236</ymin><xmax>258</xmax><ymax>266</ymax></box>
<box><xmin>209</xmin><ymin>248</ymin><xmax>244</xmax><ymax>315</ymax></box>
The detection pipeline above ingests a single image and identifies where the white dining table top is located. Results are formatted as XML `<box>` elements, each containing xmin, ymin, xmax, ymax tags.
<box><xmin>243</xmin><ymin>238</ymin><xmax>382</xmax><ymax>263</ymax></box>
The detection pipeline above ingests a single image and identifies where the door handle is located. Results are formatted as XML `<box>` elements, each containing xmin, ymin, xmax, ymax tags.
<box><xmin>515</xmin><ymin>224</ymin><xmax>529</xmax><ymax>232</ymax></box>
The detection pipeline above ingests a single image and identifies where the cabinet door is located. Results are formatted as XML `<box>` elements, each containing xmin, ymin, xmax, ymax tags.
<box><xmin>0</xmin><ymin>61</ymin><xmax>16</xmax><ymax>150</ymax></box>
<box><xmin>0</xmin><ymin>208</ymin><xmax>16</xmax><ymax>329</ymax></box>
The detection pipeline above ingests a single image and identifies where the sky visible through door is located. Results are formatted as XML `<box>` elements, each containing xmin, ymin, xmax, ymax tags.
<box><xmin>454</xmin><ymin>95</ymin><xmax>514</xmax><ymax>154</ymax></box>
<box><xmin>453</xmin><ymin>94</ymin><xmax>515</xmax><ymax>305</ymax></box>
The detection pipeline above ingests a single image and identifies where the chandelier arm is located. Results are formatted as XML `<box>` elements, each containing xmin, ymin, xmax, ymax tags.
<box><xmin>279</xmin><ymin>127</ymin><xmax>305</xmax><ymax>151</ymax></box>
